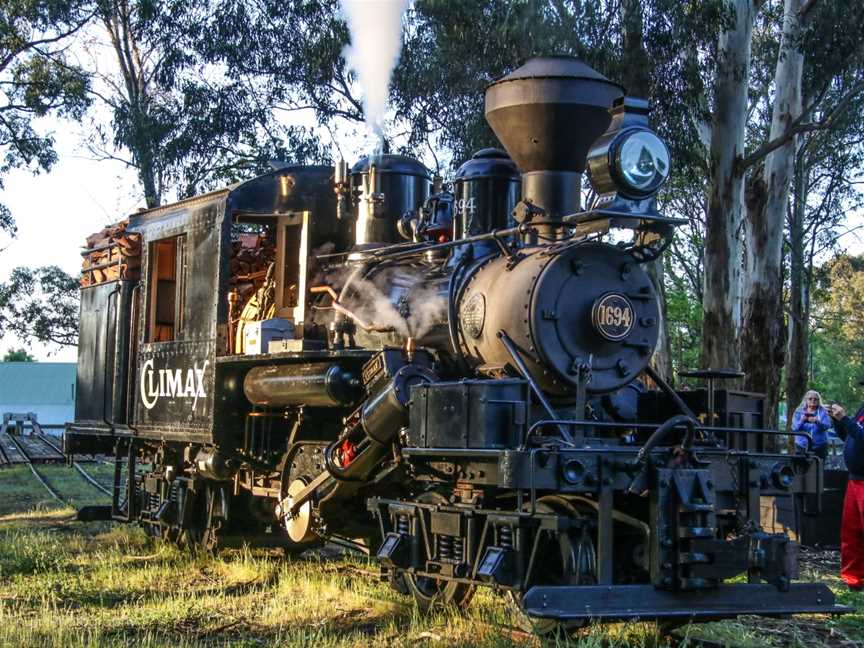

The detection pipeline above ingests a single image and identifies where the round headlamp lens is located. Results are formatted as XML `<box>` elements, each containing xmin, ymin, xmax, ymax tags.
<box><xmin>616</xmin><ymin>131</ymin><xmax>670</xmax><ymax>195</ymax></box>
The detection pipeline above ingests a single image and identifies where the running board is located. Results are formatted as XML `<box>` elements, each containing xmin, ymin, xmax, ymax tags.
<box><xmin>521</xmin><ymin>583</ymin><xmax>850</xmax><ymax>621</ymax></box>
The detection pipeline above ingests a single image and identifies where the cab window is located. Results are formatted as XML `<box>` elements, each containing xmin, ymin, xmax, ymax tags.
<box><xmin>147</xmin><ymin>235</ymin><xmax>186</xmax><ymax>342</ymax></box>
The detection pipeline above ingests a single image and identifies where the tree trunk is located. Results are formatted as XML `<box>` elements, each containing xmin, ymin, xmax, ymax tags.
<box><xmin>741</xmin><ymin>0</ymin><xmax>803</xmax><ymax>435</ymax></box>
<box><xmin>101</xmin><ymin>2</ymin><xmax>161</xmax><ymax>208</ymax></box>
<box><xmin>621</xmin><ymin>0</ymin><xmax>673</xmax><ymax>382</ymax></box>
<box><xmin>701</xmin><ymin>0</ymin><xmax>755</xmax><ymax>373</ymax></box>
<box><xmin>785</xmin><ymin>151</ymin><xmax>809</xmax><ymax>433</ymax></box>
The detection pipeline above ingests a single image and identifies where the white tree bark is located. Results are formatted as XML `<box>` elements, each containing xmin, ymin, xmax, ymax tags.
<box><xmin>701</xmin><ymin>0</ymin><xmax>755</xmax><ymax>372</ymax></box>
<box><xmin>741</xmin><ymin>0</ymin><xmax>804</xmax><ymax>431</ymax></box>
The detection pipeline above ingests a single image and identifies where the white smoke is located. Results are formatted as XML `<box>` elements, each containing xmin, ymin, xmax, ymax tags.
<box><xmin>339</xmin><ymin>0</ymin><xmax>410</xmax><ymax>138</ymax></box>
<box><xmin>323</xmin><ymin>264</ymin><xmax>448</xmax><ymax>341</ymax></box>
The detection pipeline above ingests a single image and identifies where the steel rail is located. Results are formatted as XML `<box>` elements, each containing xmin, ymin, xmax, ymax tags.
<box><xmin>5</xmin><ymin>433</ymin><xmax>69</xmax><ymax>507</ymax></box>
<box><xmin>71</xmin><ymin>462</ymin><xmax>112</xmax><ymax>496</ymax></box>
<box><xmin>35</xmin><ymin>434</ymin><xmax>113</xmax><ymax>497</ymax></box>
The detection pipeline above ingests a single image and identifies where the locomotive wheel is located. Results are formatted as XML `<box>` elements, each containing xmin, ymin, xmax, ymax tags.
<box><xmin>403</xmin><ymin>492</ymin><xmax>474</xmax><ymax>612</ymax></box>
<box><xmin>507</xmin><ymin>496</ymin><xmax>597</xmax><ymax>636</ymax></box>
<box><xmin>182</xmin><ymin>483</ymin><xmax>224</xmax><ymax>553</ymax></box>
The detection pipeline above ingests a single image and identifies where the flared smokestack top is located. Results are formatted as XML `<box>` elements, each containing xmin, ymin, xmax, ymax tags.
<box><xmin>485</xmin><ymin>57</ymin><xmax>624</xmax><ymax>173</ymax></box>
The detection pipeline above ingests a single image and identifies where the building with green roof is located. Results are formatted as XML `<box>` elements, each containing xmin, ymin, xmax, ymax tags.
<box><xmin>0</xmin><ymin>362</ymin><xmax>76</xmax><ymax>428</ymax></box>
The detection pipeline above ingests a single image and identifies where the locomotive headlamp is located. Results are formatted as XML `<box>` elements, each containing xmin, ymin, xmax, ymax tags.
<box><xmin>615</xmin><ymin>130</ymin><xmax>670</xmax><ymax>196</ymax></box>
<box><xmin>586</xmin><ymin>97</ymin><xmax>671</xmax><ymax>202</ymax></box>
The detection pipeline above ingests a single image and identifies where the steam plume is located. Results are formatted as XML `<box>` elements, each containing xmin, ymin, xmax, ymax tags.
<box><xmin>340</xmin><ymin>0</ymin><xmax>409</xmax><ymax>137</ymax></box>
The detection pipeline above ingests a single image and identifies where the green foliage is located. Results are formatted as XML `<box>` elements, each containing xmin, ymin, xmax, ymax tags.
<box><xmin>800</xmin><ymin>0</ymin><xmax>864</xmax><ymax>96</ymax></box>
<box><xmin>0</xmin><ymin>265</ymin><xmax>79</xmax><ymax>346</ymax></box>
<box><xmin>809</xmin><ymin>255</ymin><xmax>864</xmax><ymax>408</ymax></box>
<box><xmin>85</xmin><ymin>0</ymin><xmax>328</xmax><ymax>207</ymax></box>
<box><xmin>2</xmin><ymin>347</ymin><xmax>34</xmax><ymax>361</ymax></box>
<box><xmin>0</xmin><ymin>0</ymin><xmax>93</xmax><ymax>235</ymax></box>
<box><xmin>391</xmin><ymin>0</ymin><xmax>729</xmax><ymax>172</ymax></box>
<box><xmin>666</xmin><ymin>275</ymin><xmax>704</xmax><ymax>379</ymax></box>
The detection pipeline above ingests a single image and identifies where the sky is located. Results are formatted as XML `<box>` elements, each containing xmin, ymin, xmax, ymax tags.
<box><xmin>0</xmin><ymin>120</ymin><xmax>143</xmax><ymax>362</ymax></box>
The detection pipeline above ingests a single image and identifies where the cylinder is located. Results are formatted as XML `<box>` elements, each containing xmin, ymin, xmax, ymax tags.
<box><xmin>453</xmin><ymin>148</ymin><xmax>521</xmax><ymax>256</ymax></box>
<box><xmin>361</xmin><ymin>365</ymin><xmax>435</xmax><ymax>444</ymax></box>
<box><xmin>194</xmin><ymin>448</ymin><xmax>232</xmax><ymax>480</ymax></box>
<box><xmin>456</xmin><ymin>241</ymin><xmax>659</xmax><ymax>397</ymax></box>
<box><xmin>350</xmin><ymin>154</ymin><xmax>431</xmax><ymax>246</ymax></box>
<box><xmin>325</xmin><ymin>365</ymin><xmax>435</xmax><ymax>484</ymax></box>
<box><xmin>243</xmin><ymin>363</ymin><xmax>360</xmax><ymax>407</ymax></box>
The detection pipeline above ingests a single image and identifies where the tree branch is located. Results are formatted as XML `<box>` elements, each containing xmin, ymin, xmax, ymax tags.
<box><xmin>736</xmin><ymin>81</ymin><xmax>864</xmax><ymax>173</ymax></box>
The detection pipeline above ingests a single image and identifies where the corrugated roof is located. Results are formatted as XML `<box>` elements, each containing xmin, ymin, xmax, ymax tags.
<box><xmin>0</xmin><ymin>363</ymin><xmax>76</xmax><ymax>405</ymax></box>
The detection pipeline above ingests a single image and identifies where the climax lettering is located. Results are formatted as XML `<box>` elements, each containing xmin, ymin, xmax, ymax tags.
<box><xmin>139</xmin><ymin>359</ymin><xmax>209</xmax><ymax>411</ymax></box>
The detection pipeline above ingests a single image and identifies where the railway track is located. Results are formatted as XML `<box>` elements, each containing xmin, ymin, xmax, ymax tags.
<box><xmin>36</xmin><ymin>433</ymin><xmax>113</xmax><ymax>497</ymax></box>
<box><xmin>1</xmin><ymin>432</ymin><xmax>69</xmax><ymax>506</ymax></box>
<box><xmin>0</xmin><ymin>431</ymin><xmax>65</xmax><ymax>466</ymax></box>
<box><xmin>0</xmin><ymin>431</ymin><xmax>112</xmax><ymax>504</ymax></box>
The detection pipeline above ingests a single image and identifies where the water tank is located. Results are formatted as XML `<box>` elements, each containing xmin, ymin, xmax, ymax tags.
<box><xmin>453</xmin><ymin>148</ymin><xmax>521</xmax><ymax>240</ymax></box>
<box><xmin>350</xmin><ymin>154</ymin><xmax>431</xmax><ymax>246</ymax></box>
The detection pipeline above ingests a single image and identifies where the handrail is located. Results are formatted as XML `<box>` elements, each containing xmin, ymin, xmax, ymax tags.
<box><xmin>525</xmin><ymin>418</ymin><xmax>815</xmax><ymax>451</ymax></box>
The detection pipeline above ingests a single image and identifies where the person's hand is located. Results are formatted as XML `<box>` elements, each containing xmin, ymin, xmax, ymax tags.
<box><xmin>830</xmin><ymin>403</ymin><xmax>846</xmax><ymax>420</ymax></box>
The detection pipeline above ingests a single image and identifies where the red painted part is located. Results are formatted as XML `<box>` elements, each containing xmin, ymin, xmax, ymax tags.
<box><xmin>339</xmin><ymin>439</ymin><xmax>357</xmax><ymax>467</ymax></box>
<box><xmin>841</xmin><ymin>478</ymin><xmax>864</xmax><ymax>588</ymax></box>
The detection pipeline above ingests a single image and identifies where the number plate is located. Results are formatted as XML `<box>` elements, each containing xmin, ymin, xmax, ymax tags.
<box><xmin>591</xmin><ymin>293</ymin><xmax>635</xmax><ymax>341</ymax></box>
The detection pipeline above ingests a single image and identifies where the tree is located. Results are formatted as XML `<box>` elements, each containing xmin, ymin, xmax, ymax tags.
<box><xmin>2</xmin><ymin>348</ymin><xmax>34</xmax><ymax>361</ymax></box>
<box><xmin>391</xmin><ymin>0</ymin><xmax>728</xmax><ymax>173</ymax></box>
<box><xmin>785</xmin><ymin>83</ymin><xmax>864</xmax><ymax>425</ymax></box>
<box><xmin>740</xmin><ymin>0</ymin><xmax>864</xmax><ymax>431</ymax></box>
<box><xmin>87</xmin><ymin>0</ymin><xmax>322</xmax><ymax>208</ymax></box>
<box><xmin>0</xmin><ymin>266</ymin><xmax>78</xmax><ymax>346</ymax></box>
<box><xmin>809</xmin><ymin>255</ymin><xmax>864</xmax><ymax>408</ymax></box>
<box><xmin>784</xmin><ymin>2</ymin><xmax>864</xmax><ymax>423</ymax></box>
<box><xmin>701</xmin><ymin>0</ymin><xmax>756</xmax><ymax>374</ymax></box>
<box><xmin>0</xmin><ymin>0</ymin><xmax>92</xmax><ymax>238</ymax></box>
<box><xmin>740</xmin><ymin>0</ymin><xmax>804</xmax><ymax>431</ymax></box>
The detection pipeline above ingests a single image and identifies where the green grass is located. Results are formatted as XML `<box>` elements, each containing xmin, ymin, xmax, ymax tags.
<box><xmin>0</xmin><ymin>463</ymin><xmax>114</xmax><ymax>517</ymax></box>
<box><xmin>0</xmin><ymin>464</ymin><xmax>861</xmax><ymax>647</ymax></box>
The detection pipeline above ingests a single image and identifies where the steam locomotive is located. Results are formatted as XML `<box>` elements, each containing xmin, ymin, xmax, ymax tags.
<box><xmin>65</xmin><ymin>57</ymin><xmax>844</xmax><ymax>629</ymax></box>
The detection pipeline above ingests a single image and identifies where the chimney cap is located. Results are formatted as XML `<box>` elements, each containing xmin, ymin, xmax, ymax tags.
<box><xmin>492</xmin><ymin>56</ymin><xmax>617</xmax><ymax>85</ymax></box>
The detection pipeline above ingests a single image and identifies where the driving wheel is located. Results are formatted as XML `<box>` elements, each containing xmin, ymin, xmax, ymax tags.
<box><xmin>403</xmin><ymin>491</ymin><xmax>475</xmax><ymax>612</ymax></box>
<box><xmin>507</xmin><ymin>496</ymin><xmax>597</xmax><ymax>635</ymax></box>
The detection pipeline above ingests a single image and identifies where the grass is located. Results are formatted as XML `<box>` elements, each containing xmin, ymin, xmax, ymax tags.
<box><xmin>0</xmin><ymin>464</ymin><xmax>862</xmax><ymax>647</ymax></box>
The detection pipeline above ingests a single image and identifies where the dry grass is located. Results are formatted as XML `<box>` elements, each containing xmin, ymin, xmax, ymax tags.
<box><xmin>0</xmin><ymin>464</ymin><xmax>860</xmax><ymax>647</ymax></box>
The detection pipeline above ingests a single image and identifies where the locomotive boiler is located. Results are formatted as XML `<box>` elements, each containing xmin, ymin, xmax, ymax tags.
<box><xmin>65</xmin><ymin>56</ymin><xmax>845</xmax><ymax>631</ymax></box>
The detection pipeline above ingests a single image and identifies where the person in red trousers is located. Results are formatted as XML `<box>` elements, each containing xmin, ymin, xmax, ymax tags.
<box><xmin>830</xmin><ymin>395</ymin><xmax>864</xmax><ymax>590</ymax></box>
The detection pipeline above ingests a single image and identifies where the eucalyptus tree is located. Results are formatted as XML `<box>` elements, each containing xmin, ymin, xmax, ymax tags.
<box><xmin>0</xmin><ymin>265</ymin><xmax>78</xmax><ymax>346</ymax></box>
<box><xmin>0</xmin><ymin>0</ymin><xmax>93</xmax><ymax>238</ymax></box>
<box><xmin>785</xmin><ymin>81</ymin><xmax>864</xmax><ymax>424</ymax></box>
<box><xmin>738</xmin><ymin>0</ymin><xmax>864</xmax><ymax>430</ymax></box>
<box><xmin>700</xmin><ymin>0</ymin><xmax>756</xmax><ymax>375</ymax></box>
<box><xmin>87</xmin><ymin>0</ymin><xmax>321</xmax><ymax>208</ymax></box>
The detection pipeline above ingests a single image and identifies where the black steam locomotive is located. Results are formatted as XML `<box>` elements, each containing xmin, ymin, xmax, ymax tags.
<box><xmin>65</xmin><ymin>57</ymin><xmax>844</xmax><ymax>629</ymax></box>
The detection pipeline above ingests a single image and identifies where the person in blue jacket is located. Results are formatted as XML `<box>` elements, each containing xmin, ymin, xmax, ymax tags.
<box><xmin>791</xmin><ymin>390</ymin><xmax>833</xmax><ymax>459</ymax></box>
<box><xmin>830</xmin><ymin>396</ymin><xmax>864</xmax><ymax>590</ymax></box>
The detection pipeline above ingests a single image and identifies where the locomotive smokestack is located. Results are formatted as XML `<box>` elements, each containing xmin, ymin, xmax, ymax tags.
<box><xmin>484</xmin><ymin>57</ymin><xmax>624</xmax><ymax>227</ymax></box>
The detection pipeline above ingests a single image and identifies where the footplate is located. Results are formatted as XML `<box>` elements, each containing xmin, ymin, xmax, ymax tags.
<box><xmin>521</xmin><ymin>583</ymin><xmax>850</xmax><ymax>621</ymax></box>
